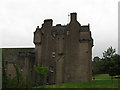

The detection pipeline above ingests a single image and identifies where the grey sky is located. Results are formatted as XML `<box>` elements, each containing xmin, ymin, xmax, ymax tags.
<box><xmin>118</xmin><ymin>1</ymin><xmax>120</xmax><ymax>54</ymax></box>
<box><xmin>0</xmin><ymin>0</ymin><xmax>119</xmax><ymax>58</ymax></box>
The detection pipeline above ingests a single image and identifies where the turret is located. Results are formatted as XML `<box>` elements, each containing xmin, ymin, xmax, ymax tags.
<box><xmin>33</xmin><ymin>26</ymin><xmax>41</xmax><ymax>45</ymax></box>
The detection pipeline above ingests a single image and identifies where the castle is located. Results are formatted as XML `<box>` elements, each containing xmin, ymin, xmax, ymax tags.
<box><xmin>2</xmin><ymin>12</ymin><xmax>93</xmax><ymax>85</ymax></box>
<box><xmin>33</xmin><ymin>12</ymin><xmax>93</xmax><ymax>84</ymax></box>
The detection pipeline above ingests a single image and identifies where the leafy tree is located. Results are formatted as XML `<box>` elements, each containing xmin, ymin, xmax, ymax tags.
<box><xmin>2</xmin><ymin>61</ymin><xmax>33</xmax><ymax>88</ymax></box>
<box><xmin>92</xmin><ymin>57</ymin><xmax>105</xmax><ymax>75</ymax></box>
<box><xmin>103</xmin><ymin>46</ymin><xmax>116</xmax><ymax>58</ymax></box>
<box><xmin>108</xmin><ymin>54</ymin><xmax>120</xmax><ymax>77</ymax></box>
<box><xmin>102</xmin><ymin>46</ymin><xmax>116</xmax><ymax>74</ymax></box>
<box><xmin>34</xmin><ymin>65</ymin><xmax>49</xmax><ymax>85</ymax></box>
<box><xmin>92</xmin><ymin>57</ymin><xmax>100</xmax><ymax>75</ymax></box>
<box><xmin>13</xmin><ymin>62</ymin><xmax>21</xmax><ymax>84</ymax></box>
<box><xmin>12</xmin><ymin>62</ymin><xmax>34</xmax><ymax>88</ymax></box>
<box><xmin>92</xmin><ymin>46</ymin><xmax>120</xmax><ymax>77</ymax></box>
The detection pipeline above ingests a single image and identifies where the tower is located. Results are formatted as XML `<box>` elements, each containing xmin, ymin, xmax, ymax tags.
<box><xmin>64</xmin><ymin>13</ymin><xmax>81</xmax><ymax>82</ymax></box>
<box><xmin>33</xmin><ymin>12</ymin><xmax>93</xmax><ymax>84</ymax></box>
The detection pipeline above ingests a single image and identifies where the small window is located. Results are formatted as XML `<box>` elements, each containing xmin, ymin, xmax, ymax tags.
<box><xmin>52</xmin><ymin>52</ymin><xmax>55</xmax><ymax>55</ymax></box>
<box><xmin>67</xmin><ymin>31</ymin><xmax>70</xmax><ymax>35</ymax></box>
<box><xmin>50</xmin><ymin>66</ymin><xmax>54</xmax><ymax>73</ymax></box>
<box><xmin>52</xmin><ymin>56</ymin><xmax>55</xmax><ymax>58</ymax></box>
<box><xmin>52</xmin><ymin>52</ymin><xmax>55</xmax><ymax>58</ymax></box>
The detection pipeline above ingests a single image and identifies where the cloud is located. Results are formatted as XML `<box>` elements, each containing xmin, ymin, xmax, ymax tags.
<box><xmin>0</xmin><ymin>0</ymin><xmax>119</xmax><ymax>57</ymax></box>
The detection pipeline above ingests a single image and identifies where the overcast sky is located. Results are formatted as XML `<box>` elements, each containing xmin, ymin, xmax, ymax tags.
<box><xmin>0</xmin><ymin>0</ymin><xmax>119</xmax><ymax>58</ymax></box>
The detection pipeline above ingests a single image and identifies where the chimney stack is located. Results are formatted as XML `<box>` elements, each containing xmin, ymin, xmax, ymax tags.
<box><xmin>44</xmin><ymin>19</ymin><xmax>53</xmax><ymax>27</ymax></box>
<box><xmin>70</xmin><ymin>12</ymin><xmax>77</xmax><ymax>22</ymax></box>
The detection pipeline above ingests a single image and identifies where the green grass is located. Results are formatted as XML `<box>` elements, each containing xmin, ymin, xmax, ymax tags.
<box><xmin>94</xmin><ymin>74</ymin><xmax>112</xmax><ymax>79</ymax></box>
<box><xmin>33</xmin><ymin>74</ymin><xmax>120</xmax><ymax>88</ymax></box>
<box><xmin>34</xmin><ymin>80</ymin><xmax>120</xmax><ymax>88</ymax></box>
<box><xmin>94</xmin><ymin>74</ymin><xmax>120</xmax><ymax>79</ymax></box>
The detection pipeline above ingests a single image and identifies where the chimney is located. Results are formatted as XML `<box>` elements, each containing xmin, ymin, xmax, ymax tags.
<box><xmin>70</xmin><ymin>12</ymin><xmax>77</xmax><ymax>22</ymax></box>
<box><xmin>44</xmin><ymin>19</ymin><xmax>53</xmax><ymax>27</ymax></box>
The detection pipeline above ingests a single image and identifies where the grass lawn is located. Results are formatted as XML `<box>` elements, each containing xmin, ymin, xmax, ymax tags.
<box><xmin>34</xmin><ymin>80</ymin><xmax>120</xmax><ymax>88</ymax></box>
<box><xmin>94</xmin><ymin>74</ymin><xmax>120</xmax><ymax>79</ymax></box>
<box><xmin>94</xmin><ymin>74</ymin><xmax>112</xmax><ymax>79</ymax></box>
<box><xmin>33</xmin><ymin>74</ymin><xmax>120</xmax><ymax>88</ymax></box>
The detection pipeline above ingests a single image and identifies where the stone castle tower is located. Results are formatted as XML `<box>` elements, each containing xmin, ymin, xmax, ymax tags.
<box><xmin>33</xmin><ymin>12</ymin><xmax>93</xmax><ymax>84</ymax></box>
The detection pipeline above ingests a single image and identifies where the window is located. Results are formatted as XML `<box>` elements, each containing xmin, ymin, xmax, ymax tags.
<box><xmin>52</xmin><ymin>52</ymin><xmax>55</xmax><ymax>54</ymax></box>
<box><xmin>67</xmin><ymin>31</ymin><xmax>70</xmax><ymax>35</ymax></box>
<box><xmin>50</xmin><ymin>66</ymin><xmax>54</xmax><ymax>73</ymax></box>
<box><xmin>52</xmin><ymin>52</ymin><xmax>55</xmax><ymax>58</ymax></box>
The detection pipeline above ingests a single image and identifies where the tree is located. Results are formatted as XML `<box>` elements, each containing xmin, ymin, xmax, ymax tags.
<box><xmin>92</xmin><ymin>57</ymin><xmax>105</xmax><ymax>75</ymax></box>
<box><xmin>34</xmin><ymin>65</ymin><xmax>49</xmax><ymax>85</ymax></box>
<box><xmin>102</xmin><ymin>46</ymin><xmax>116</xmax><ymax>74</ymax></box>
<box><xmin>103</xmin><ymin>46</ymin><xmax>116</xmax><ymax>58</ymax></box>
<box><xmin>13</xmin><ymin>62</ymin><xmax>21</xmax><ymax>84</ymax></box>
<box><xmin>108</xmin><ymin>54</ymin><xmax>120</xmax><ymax>77</ymax></box>
<box><xmin>2</xmin><ymin>61</ymin><xmax>32</xmax><ymax>88</ymax></box>
<box><xmin>92</xmin><ymin>46</ymin><xmax>120</xmax><ymax>77</ymax></box>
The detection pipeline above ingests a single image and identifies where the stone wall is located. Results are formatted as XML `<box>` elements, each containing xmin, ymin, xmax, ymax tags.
<box><xmin>2</xmin><ymin>48</ymin><xmax>35</xmax><ymax>81</ymax></box>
